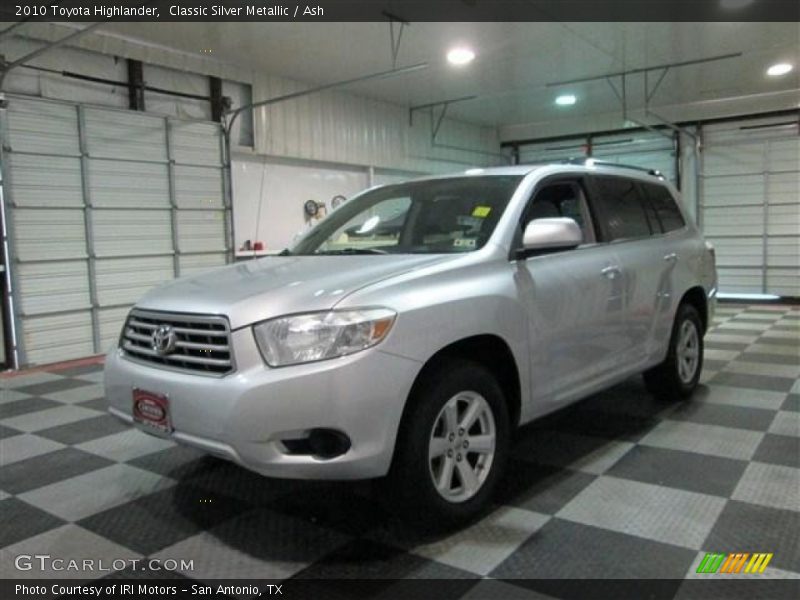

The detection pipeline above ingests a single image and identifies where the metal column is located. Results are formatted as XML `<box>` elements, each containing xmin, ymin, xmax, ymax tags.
<box><xmin>77</xmin><ymin>105</ymin><xmax>101</xmax><ymax>354</ymax></box>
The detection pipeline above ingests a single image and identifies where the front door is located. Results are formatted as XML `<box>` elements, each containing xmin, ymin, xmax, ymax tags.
<box><xmin>514</xmin><ymin>177</ymin><xmax>626</xmax><ymax>412</ymax></box>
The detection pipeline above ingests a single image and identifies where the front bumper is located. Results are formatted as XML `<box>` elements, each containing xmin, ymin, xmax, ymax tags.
<box><xmin>104</xmin><ymin>327</ymin><xmax>421</xmax><ymax>480</ymax></box>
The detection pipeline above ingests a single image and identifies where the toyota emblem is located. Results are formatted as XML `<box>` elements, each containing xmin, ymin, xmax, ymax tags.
<box><xmin>151</xmin><ymin>324</ymin><xmax>177</xmax><ymax>356</ymax></box>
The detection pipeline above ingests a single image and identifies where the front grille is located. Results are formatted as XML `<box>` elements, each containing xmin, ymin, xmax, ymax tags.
<box><xmin>121</xmin><ymin>309</ymin><xmax>234</xmax><ymax>376</ymax></box>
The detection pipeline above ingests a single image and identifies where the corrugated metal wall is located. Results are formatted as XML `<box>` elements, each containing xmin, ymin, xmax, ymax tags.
<box><xmin>0</xmin><ymin>95</ymin><xmax>230</xmax><ymax>366</ymax></box>
<box><xmin>700</xmin><ymin>115</ymin><xmax>800</xmax><ymax>297</ymax></box>
<box><xmin>251</xmin><ymin>74</ymin><xmax>504</xmax><ymax>173</ymax></box>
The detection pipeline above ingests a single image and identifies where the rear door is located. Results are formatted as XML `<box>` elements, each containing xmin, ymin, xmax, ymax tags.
<box><xmin>586</xmin><ymin>175</ymin><xmax>678</xmax><ymax>366</ymax></box>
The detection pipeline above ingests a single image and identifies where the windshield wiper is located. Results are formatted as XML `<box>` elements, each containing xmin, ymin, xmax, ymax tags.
<box><xmin>315</xmin><ymin>248</ymin><xmax>388</xmax><ymax>255</ymax></box>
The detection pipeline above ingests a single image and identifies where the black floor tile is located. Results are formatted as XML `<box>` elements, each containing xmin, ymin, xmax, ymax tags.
<box><xmin>752</xmin><ymin>434</ymin><xmax>800</xmax><ymax>469</ymax></box>
<box><xmin>782</xmin><ymin>394</ymin><xmax>799</xmax><ymax>412</ymax></box>
<box><xmin>13</xmin><ymin>378</ymin><xmax>95</xmax><ymax>396</ymax></box>
<box><xmin>0</xmin><ymin>396</ymin><xmax>61</xmax><ymax>419</ymax></box>
<box><xmin>703</xmin><ymin>501</ymin><xmax>799</xmax><ymax>573</ymax></box>
<box><xmin>490</xmin><ymin>518</ymin><xmax>696</xmax><ymax>579</ymax></box>
<box><xmin>78</xmin><ymin>484</ymin><xmax>251</xmax><ymax>555</ymax></box>
<box><xmin>495</xmin><ymin>460</ymin><xmax>597</xmax><ymax>515</ymax></box>
<box><xmin>709</xmin><ymin>372</ymin><xmax>796</xmax><ymax>393</ymax></box>
<box><xmin>0</xmin><ymin>448</ymin><xmax>113</xmax><ymax>495</ymax></box>
<box><xmin>77</xmin><ymin>397</ymin><xmax>110</xmax><ymax>412</ymax></box>
<box><xmin>37</xmin><ymin>414</ymin><xmax>129</xmax><ymax>445</ymax></box>
<box><xmin>265</xmin><ymin>483</ymin><xmax>389</xmax><ymax>537</ymax></box>
<box><xmin>546</xmin><ymin>408</ymin><xmax>659</xmax><ymax>442</ymax></box>
<box><xmin>0</xmin><ymin>498</ymin><xmax>66</xmax><ymax>548</ymax></box>
<box><xmin>0</xmin><ymin>424</ymin><xmax>22</xmax><ymax>440</ymax></box>
<box><xmin>606</xmin><ymin>445</ymin><xmax>748</xmax><ymax>497</ymax></box>
<box><xmin>128</xmin><ymin>445</ymin><xmax>218</xmax><ymax>480</ymax></box>
<box><xmin>182</xmin><ymin>459</ymin><xmax>313</xmax><ymax>506</ymax></box>
<box><xmin>293</xmin><ymin>538</ymin><xmax>478</xmax><ymax>580</ymax></box>
<box><xmin>666</xmin><ymin>402</ymin><xmax>777</xmax><ymax>432</ymax></box>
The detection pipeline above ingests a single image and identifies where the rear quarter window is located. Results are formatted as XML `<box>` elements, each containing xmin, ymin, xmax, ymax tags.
<box><xmin>641</xmin><ymin>182</ymin><xmax>686</xmax><ymax>233</ymax></box>
<box><xmin>590</xmin><ymin>176</ymin><xmax>652</xmax><ymax>241</ymax></box>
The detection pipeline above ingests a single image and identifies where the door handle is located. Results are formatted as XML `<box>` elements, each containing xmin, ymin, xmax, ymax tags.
<box><xmin>664</xmin><ymin>253</ymin><xmax>678</xmax><ymax>263</ymax></box>
<box><xmin>601</xmin><ymin>265</ymin><xmax>621</xmax><ymax>280</ymax></box>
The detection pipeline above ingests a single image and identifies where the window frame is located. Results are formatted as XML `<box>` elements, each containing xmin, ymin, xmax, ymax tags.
<box><xmin>584</xmin><ymin>174</ymin><xmax>656</xmax><ymax>243</ymax></box>
<box><xmin>511</xmin><ymin>174</ymin><xmax>601</xmax><ymax>258</ymax></box>
<box><xmin>636</xmin><ymin>181</ymin><xmax>688</xmax><ymax>236</ymax></box>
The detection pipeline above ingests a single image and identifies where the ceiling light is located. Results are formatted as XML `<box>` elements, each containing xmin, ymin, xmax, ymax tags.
<box><xmin>766</xmin><ymin>63</ymin><xmax>793</xmax><ymax>77</ymax></box>
<box><xmin>720</xmin><ymin>0</ymin><xmax>753</xmax><ymax>9</ymax></box>
<box><xmin>555</xmin><ymin>94</ymin><xmax>577</xmax><ymax>106</ymax></box>
<box><xmin>447</xmin><ymin>47</ymin><xmax>475</xmax><ymax>66</ymax></box>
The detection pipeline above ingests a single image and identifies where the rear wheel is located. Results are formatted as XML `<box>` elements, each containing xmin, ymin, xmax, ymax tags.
<box><xmin>644</xmin><ymin>303</ymin><xmax>704</xmax><ymax>400</ymax></box>
<box><xmin>384</xmin><ymin>358</ymin><xmax>510</xmax><ymax>529</ymax></box>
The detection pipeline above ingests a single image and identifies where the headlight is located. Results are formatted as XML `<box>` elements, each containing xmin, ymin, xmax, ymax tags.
<box><xmin>253</xmin><ymin>308</ymin><xmax>396</xmax><ymax>367</ymax></box>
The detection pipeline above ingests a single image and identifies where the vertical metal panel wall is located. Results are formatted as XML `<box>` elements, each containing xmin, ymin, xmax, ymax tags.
<box><xmin>700</xmin><ymin>115</ymin><xmax>799</xmax><ymax>297</ymax></box>
<box><xmin>252</xmin><ymin>74</ymin><xmax>504</xmax><ymax>173</ymax></box>
<box><xmin>2</xmin><ymin>95</ymin><xmax>230</xmax><ymax>366</ymax></box>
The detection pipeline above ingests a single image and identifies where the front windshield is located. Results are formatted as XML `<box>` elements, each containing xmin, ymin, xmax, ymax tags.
<box><xmin>290</xmin><ymin>176</ymin><xmax>523</xmax><ymax>255</ymax></box>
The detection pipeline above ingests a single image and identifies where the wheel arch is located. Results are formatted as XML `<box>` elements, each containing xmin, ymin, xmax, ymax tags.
<box><xmin>401</xmin><ymin>334</ymin><xmax>522</xmax><ymax>433</ymax></box>
<box><xmin>679</xmin><ymin>286</ymin><xmax>709</xmax><ymax>333</ymax></box>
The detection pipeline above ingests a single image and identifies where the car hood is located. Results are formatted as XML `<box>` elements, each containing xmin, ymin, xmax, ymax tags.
<box><xmin>136</xmin><ymin>254</ymin><xmax>454</xmax><ymax>329</ymax></box>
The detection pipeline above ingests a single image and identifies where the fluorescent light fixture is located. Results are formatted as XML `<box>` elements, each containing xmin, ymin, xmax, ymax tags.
<box><xmin>766</xmin><ymin>63</ymin><xmax>793</xmax><ymax>77</ymax></box>
<box><xmin>555</xmin><ymin>94</ymin><xmax>577</xmax><ymax>106</ymax></box>
<box><xmin>720</xmin><ymin>0</ymin><xmax>753</xmax><ymax>9</ymax></box>
<box><xmin>465</xmin><ymin>168</ymin><xmax>485</xmax><ymax>175</ymax></box>
<box><xmin>447</xmin><ymin>47</ymin><xmax>475</xmax><ymax>66</ymax></box>
<box><xmin>717</xmin><ymin>293</ymin><xmax>781</xmax><ymax>301</ymax></box>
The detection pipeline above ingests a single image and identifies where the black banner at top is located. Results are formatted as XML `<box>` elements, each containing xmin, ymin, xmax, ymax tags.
<box><xmin>0</xmin><ymin>0</ymin><xmax>798</xmax><ymax>22</ymax></box>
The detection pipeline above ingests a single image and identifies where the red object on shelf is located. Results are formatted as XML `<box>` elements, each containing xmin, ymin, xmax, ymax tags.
<box><xmin>253</xmin><ymin>241</ymin><xmax>264</xmax><ymax>251</ymax></box>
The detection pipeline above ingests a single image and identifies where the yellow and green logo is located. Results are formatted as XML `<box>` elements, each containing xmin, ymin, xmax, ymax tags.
<box><xmin>696</xmin><ymin>552</ymin><xmax>773</xmax><ymax>574</ymax></box>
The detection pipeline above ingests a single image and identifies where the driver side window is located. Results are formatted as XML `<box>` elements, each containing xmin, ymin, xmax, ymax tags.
<box><xmin>522</xmin><ymin>181</ymin><xmax>596</xmax><ymax>245</ymax></box>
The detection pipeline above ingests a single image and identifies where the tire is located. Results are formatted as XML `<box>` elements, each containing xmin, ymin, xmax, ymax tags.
<box><xmin>383</xmin><ymin>358</ymin><xmax>510</xmax><ymax>530</ymax></box>
<box><xmin>644</xmin><ymin>303</ymin><xmax>704</xmax><ymax>401</ymax></box>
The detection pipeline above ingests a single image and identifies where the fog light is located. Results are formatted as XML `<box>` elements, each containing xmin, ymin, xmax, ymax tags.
<box><xmin>308</xmin><ymin>429</ymin><xmax>351</xmax><ymax>459</ymax></box>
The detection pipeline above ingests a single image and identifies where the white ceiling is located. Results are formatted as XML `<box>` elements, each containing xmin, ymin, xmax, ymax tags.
<box><xmin>99</xmin><ymin>21</ymin><xmax>800</xmax><ymax>128</ymax></box>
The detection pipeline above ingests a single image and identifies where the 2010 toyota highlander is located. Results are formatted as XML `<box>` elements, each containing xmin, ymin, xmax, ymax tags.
<box><xmin>105</xmin><ymin>161</ymin><xmax>717</xmax><ymax>525</ymax></box>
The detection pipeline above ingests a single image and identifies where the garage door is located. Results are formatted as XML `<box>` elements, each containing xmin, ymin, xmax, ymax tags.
<box><xmin>0</xmin><ymin>96</ymin><xmax>231</xmax><ymax>366</ymax></box>
<box><xmin>592</xmin><ymin>131</ymin><xmax>677</xmax><ymax>184</ymax></box>
<box><xmin>517</xmin><ymin>130</ymin><xmax>678</xmax><ymax>185</ymax></box>
<box><xmin>700</xmin><ymin>115</ymin><xmax>799</xmax><ymax>297</ymax></box>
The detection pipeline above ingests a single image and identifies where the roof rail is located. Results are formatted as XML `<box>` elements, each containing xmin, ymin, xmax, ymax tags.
<box><xmin>561</xmin><ymin>158</ymin><xmax>664</xmax><ymax>179</ymax></box>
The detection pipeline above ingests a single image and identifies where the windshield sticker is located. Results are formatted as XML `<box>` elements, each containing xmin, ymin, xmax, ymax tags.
<box><xmin>472</xmin><ymin>206</ymin><xmax>492</xmax><ymax>218</ymax></box>
<box><xmin>453</xmin><ymin>238</ymin><xmax>477</xmax><ymax>249</ymax></box>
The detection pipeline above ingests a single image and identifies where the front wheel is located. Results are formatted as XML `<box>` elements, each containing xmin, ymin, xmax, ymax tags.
<box><xmin>644</xmin><ymin>303</ymin><xmax>704</xmax><ymax>401</ymax></box>
<box><xmin>383</xmin><ymin>358</ymin><xmax>510</xmax><ymax>529</ymax></box>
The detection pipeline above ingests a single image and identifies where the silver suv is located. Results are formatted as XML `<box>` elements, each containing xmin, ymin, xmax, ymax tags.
<box><xmin>105</xmin><ymin>162</ymin><xmax>717</xmax><ymax>525</ymax></box>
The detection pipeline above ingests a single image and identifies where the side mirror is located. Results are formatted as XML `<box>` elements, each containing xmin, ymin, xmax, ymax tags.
<box><xmin>518</xmin><ymin>217</ymin><xmax>582</xmax><ymax>258</ymax></box>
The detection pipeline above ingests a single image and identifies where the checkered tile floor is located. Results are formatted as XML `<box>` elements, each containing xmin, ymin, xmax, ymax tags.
<box><xmin>1</xmin><ymin>303</ymin><xmax>798</xmax><ymax>595</ymax></box>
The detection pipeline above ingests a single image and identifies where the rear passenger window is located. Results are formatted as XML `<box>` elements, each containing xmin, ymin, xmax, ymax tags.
<box><xmin>591</xmin><ymin>176</ymin><xmax>651</xmax><ymax>241</ymax></box>
<box><xmin>641</xmin><ymin>183</ymin><xmax>686</xmax><ymax>233</ymax></box>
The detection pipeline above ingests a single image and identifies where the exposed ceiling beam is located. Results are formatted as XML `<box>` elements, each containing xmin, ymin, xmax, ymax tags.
<box><xmin>546</xmin><ymin>52</ymin><xmax>743</xmax><ymax>87</ymax></box>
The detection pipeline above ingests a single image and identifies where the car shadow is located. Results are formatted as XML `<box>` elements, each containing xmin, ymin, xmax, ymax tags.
<box><xmin>162</xmin><ymin>374</ymin><xmax>686</xmax><ymax>566</ymax></box>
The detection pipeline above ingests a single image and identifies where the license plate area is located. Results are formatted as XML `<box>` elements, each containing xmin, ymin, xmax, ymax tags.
<box><xmin>132</xmin><ymin>388</ymin><xmax>173</xmax><ymax>436</ymax></box>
